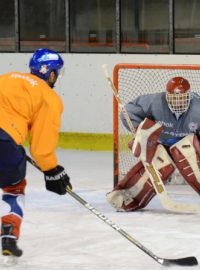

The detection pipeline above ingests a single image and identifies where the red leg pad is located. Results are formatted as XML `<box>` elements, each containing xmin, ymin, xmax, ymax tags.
<box><xmin>170</xmin><ymin>135</ymin><xmax>200</xmax><ymax>195</ymax></box>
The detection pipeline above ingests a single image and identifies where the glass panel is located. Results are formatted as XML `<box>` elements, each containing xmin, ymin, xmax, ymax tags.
<box><xmin>19</xmin><ymin>0</ymin><xmax>66</xmax><ymax>52</ymax></box>
<box><xmin>174</xmin><ymin>0</ymin><xmax>200</xmax><ymax>53</ymax></box>
<box><xmin>0</xmin><ymin>1</ymin><xmax>15</xmax><ymax>52</ymax></box>
<box><xmin>70</xmin><ymin>0</ymin><xmax>116</xmax><ymax>53</ymax></box>
<box><xmin>121</xmin><ymin>0</ymin><xmax>169</xmax><ymax>53</ymax></box>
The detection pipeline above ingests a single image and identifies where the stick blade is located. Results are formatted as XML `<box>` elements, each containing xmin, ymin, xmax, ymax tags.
<box><xmin>163</xmin><ymin>256</ymin><xmax>198</xmax><ymax>267</ymax></box>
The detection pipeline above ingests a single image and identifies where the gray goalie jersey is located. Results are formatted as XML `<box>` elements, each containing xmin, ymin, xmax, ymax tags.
<box><xmin>120</xmin><ymin>92</ymin><xmax>200</xmax><ymax>146</ymax></box>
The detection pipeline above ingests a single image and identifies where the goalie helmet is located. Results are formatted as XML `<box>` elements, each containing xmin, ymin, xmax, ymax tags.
<box><xmin>166</xmin><ymin>77</ymin><xmax>191</xmax><ymax>114</ymax></box>
<box><xmin>29</xmin><ymin>48</ymin><xmax>64</xmax><ymax>81</ymax></box>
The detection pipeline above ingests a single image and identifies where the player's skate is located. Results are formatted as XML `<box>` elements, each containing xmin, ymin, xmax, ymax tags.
<box><xmin>1</xmin><ymin>224</ymin><xmax>22</xmax><ymax>265</ymax></box>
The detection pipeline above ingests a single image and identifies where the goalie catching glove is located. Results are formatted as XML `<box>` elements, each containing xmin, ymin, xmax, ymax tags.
<box><xmin>44</xmin><ymin>165</ymin><xmax>72</xmax><ymax>195</ymax></box>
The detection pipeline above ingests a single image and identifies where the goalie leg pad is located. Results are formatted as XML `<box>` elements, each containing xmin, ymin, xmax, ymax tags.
<box><xmin>152</xmin><ymin>144</ymin><xmax>175</xmax><ymax>181</ymax></box>
<box><xmin>170</xmin><ymin>134</ymin><xmax>200</xmax><ymax>195</ymax></box>
<box><xmin>132</xmin><ymin>118</ymin><xmax>163</xmax><ymax>163</ymax></box>
<box><xmin>107</xmin><ymin>161</ymin><xmax>156</xmax><ymax>211</ymax></box>
<box><xmin>107</xmin><ymin>148</ymin><xmax>175</xmax><ymax>211</ymax></box>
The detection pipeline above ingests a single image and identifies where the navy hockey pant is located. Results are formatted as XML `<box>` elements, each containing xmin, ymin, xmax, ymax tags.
<box><xmin>0</xmin><ymin>128</ymin><xmax>26</xmax><ymax>188</ymax></box>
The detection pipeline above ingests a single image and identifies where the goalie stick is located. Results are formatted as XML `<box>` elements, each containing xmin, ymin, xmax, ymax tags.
<box><xmin>26</xmin><ymin>155</ymin><xmax>198</xmax><ymax>267</ymax></box>
<box><xmin>102</xmin><ymin>64</ymin><xmax>200</xmax><ymax>214</ymax></box>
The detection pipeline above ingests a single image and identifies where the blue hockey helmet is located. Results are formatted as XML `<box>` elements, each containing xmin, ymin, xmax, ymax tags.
<box><xmin>29</xmin><ymin>48</ymin><xmax>64</xmax><ymax>81</ymax></box>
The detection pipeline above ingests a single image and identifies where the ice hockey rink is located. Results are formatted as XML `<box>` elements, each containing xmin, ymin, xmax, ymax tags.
<box><xmin>0</xmin><ymin>149</ymin><xmax>200</xmax><ymax>270</ymax></box>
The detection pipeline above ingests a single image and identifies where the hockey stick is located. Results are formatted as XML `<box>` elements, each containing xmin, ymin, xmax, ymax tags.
<box><xmin>102</xmin><ymin>64</ymin><xmax>200</xmax><ymax>214</ymax></box>
<box><xmin>26</xmin><ymin>155</ymin><xmax>198</xmax><ymax>267</ymax></box>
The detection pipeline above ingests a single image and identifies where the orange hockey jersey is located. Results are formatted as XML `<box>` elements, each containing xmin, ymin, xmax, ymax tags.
<box><xmin>0</xmin><ymin>72</ymin><xmax>63</xmax><ymax>171</ymax></box>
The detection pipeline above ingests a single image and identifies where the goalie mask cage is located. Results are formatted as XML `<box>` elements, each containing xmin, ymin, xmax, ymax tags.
<box><xmin>113</xmin><ymin>63</ymin><xmax>200</xmax><ymax>187</ymax></box>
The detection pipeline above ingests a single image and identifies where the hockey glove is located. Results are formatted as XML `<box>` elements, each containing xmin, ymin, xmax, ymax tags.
<box><xmin>44</xmin><ymin>165</ymin><xmax>72</xmax><ymax>195</ymax></box>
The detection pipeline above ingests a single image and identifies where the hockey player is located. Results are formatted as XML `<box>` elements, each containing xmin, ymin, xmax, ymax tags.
<box><xmin>0</xmin><ymin>48</ymin><xmax>72</xmax><ymax>258</ymax></box>
<box><xmin>107</xmin><ymin>76</ymin><xmax>200</xmax><ymax>211</ymax></box>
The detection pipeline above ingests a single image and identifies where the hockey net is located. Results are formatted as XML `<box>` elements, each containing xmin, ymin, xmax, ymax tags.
<box><xmin>113</xmin><ymin>63</ymin><xmax>200</xmax><ymax>186</ymax></box>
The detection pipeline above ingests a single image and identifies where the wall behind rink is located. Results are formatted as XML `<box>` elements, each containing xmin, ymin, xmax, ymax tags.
<box><xmin>0</xmin><ymin>53</ymin><xmax>200</xmax><ymax>150</ymax></box>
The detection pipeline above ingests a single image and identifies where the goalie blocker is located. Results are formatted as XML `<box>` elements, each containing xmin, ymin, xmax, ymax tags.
<box><xmin>107</xmin><ymin>118</ymin><xmax>200</xmax><ymax>211</ymax></box>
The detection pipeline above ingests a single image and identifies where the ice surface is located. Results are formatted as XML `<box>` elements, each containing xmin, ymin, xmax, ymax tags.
<box><xmin>0</xmin><ymin>149</ymin><xmax>200</xmax><ymax>270</ymax></box>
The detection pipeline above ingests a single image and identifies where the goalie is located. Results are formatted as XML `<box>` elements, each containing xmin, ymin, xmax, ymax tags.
<box><xmin>107</xmin><ymin>77</ymin><xmax>200</xmax><ymax>211</ymax></box>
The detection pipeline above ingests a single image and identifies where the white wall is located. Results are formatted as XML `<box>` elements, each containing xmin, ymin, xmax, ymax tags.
<box><xmin>1</xmin><ymin>53</ymin><xmax>200</xmax><ymax>133</ymax></box>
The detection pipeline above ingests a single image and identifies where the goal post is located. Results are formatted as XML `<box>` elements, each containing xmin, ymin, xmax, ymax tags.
<box><xmin>113</xmin><ymin>63</ymin><xmax>200</xmax><ymax>187</ymax></box>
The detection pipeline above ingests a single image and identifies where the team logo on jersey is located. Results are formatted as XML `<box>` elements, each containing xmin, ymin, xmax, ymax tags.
<box><xmin>188</xmin><ymin>122</ymin><xmax>198</xmax><ymax>132</ymax></box>
<box><xmin>11</xmin><ymin>73</ymin><xmax>38</xmax><ymax>87</ymax></box>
